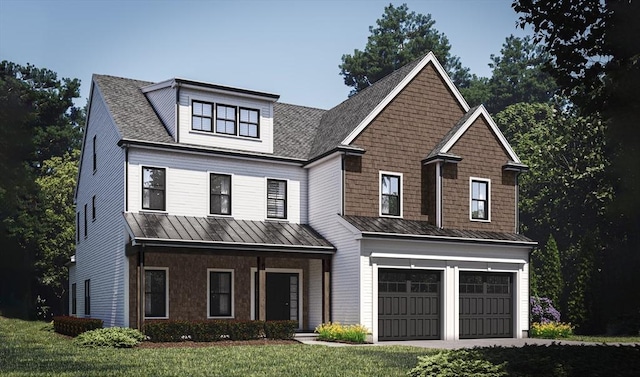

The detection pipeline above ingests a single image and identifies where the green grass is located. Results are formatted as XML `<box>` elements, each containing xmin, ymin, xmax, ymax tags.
<box><xmin>0</xmin><ymin>317</ymin><xmax>428</xmax><ymax>376</ymax></box>
<box><xmin>2</xmin><ymin>317</ymin><xmax>639</xmax><ymax>377</ymax></box>
<box><xmin>566</xmin><ymin>334</ymin><xmax>640</xmax><ymax>343</ymax></box>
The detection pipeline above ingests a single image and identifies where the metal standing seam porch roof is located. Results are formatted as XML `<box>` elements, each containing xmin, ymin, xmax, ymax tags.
<box><xmin>124</xmin><ymin>213</ymin><xmax>335</xmax><ymax>254</ymax></box>
<box><xmin>342</xmin><ymin>215</ymin><xmax>535</xmax><ymax>246</ymax></box>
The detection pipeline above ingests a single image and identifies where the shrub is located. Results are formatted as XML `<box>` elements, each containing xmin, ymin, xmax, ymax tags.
<box><xmin>53</xmin><ymin>316</ymin><xmax>103</xmax><ymax>337</ymax></box>
<box><xmin>408</xmin><ymin>350</ymin><xmax>507</xmax><ymax>377</ymax></box>
<box><xmin>227</xmin><ymin>320</ymin><xmax>264</xmax><ymax>340</ymax></box>
<box><xmin>264</xmin><ymin>320</ymin><xmax>297</xmax><ymax>339</ymax></box>
<box><xmin>143</xmin><ymin>320</ymin><xmax>191</xmax><ymax>342</ymax></box>
<box><xmin>190</xmin><ymin>320</ymin><xmax>229</xmax><ymax>342</ymax></box>
<box><xmin>315</xmin><ymin>322</ymin><xmax>368</xmax><ymax>343</ymax></box>
<box><xmin>530</xmin><ymin>321</ymin><xmax>574</xmax><ymax>338</ymax></box>
<box><xmin>74</xmin><ymin>327</ymin><xmax>145</xmax><ymax>348</ymax></box>
<box><xmin>530</xmin><ymin>296</ymin><xmax>561</xmax><ymax>323</ymax></box>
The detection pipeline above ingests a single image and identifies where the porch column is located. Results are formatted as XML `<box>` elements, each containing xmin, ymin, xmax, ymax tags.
<box><xmin>322</xmin><ymin>258</ymin><xmax>331</xmax><ymax>323</ymax></box>
<box><xmin>137</xmin><ymin>245</ymin><xmax>145</xmax><ymax>331</ymax></box>
<box><xmin>258</xmin><ymin>256</ymin><xmax>266</xmax><ymax>321</ymax></box>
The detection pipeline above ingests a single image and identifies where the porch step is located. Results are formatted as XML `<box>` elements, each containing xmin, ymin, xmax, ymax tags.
<box><xmin>294</xmin><ymin>332</ymin><xmax>318</xmax><ymax>341</ymax></box>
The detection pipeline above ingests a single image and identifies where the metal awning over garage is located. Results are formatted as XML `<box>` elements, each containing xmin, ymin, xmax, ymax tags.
<box><xmin>124</xmin><ymin>212</ymin><xmax>335</xmax><ymax>255</ymax></box>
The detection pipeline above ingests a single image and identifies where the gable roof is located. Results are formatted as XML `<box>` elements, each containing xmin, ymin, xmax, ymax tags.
<box><xmin>273</xmin><ymin>102</ymin><xmax>325</xmax><ymax>159</ymax></box>
<box><xmin>426</xmin><ymin>105</ymin><xmax>522</xmax><ymax>164</ymax></box>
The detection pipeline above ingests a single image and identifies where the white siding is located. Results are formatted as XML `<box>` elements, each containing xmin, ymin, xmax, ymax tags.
<box><xmin>177</xmin><ymin>88</ymin><xmax>274</xmax><ymax>153</ymax></box>
<box><xmin>308</xmin><ymin>259</ymin><xmax>322</xmax><ymax>329</ymax></box>
<box><xmin>74</xmin><ymin>84</ymin><xmax>128</xmax><ymax>327</ymax></box>
<box><xmin>146</xmin><ymin>86</ymin><xmax>176</xmax><ymax>140</ymax></box>
<box><xmin>308</xmin><ymin>155</ymin><xmax>362</xmax><ymax>325</ymax></box>
<box><xmin>127</xmin><ymin>148</ymin><xmax>306</xmax><ymax>223</ymax></box>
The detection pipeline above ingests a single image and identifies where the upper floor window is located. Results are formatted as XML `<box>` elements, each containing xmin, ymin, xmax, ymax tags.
<box><xmin>210</xmin><ymin>174</ymin><xmax>231</xmax><ymax>215</ymax></box>
<box><xmin>191</xmin><ymin>101</ymin><xmax>260</xmax><ymax>138</ymax></box>
<box><xmin>83</xmin><ymin>204</ymin><xmax>88</xmax><ymax>238</ymax></box>
<box><xmin>267</xmin><ymin>179</ymin><xmax>287</xmax><ymax>219</ymax></box>
<box><xmin>239</xmin><ymin>108</ymin><xmax>259</xmax><ymax>138</ymax></box>
<box><xmin>92</xmin><ymin>135</ymin><xmax>97</xmax><ymax>172</ymax></box>
<box><xmin>145</xmin><ymin>268</ymin><xmax>168</xmax><ymax>318</ymax></box>
<box><xmin>92</xmin><ymin>195</ymin><xmax>96</xmax><ymax>221</ymax></box>
<box><xmin>76</xmin><ymin>211</ymin><xmax>80</xmax><ymax>243</ymax></box>
<box><xmin>380</xmin><ymin>173</ymin><xmax>402</xmax><ymax>217</ymax></box>
<box><xmin>71</xmin><ymin>283</ymin><xmax>77</xmax><ymax>315</ymax></box>
<box><xmin>192</xmin><ymin>101</ymin><xmax>213</xmax><ymax>132</ymax></box>
<box><xmin>142</xmin><ymin>167</ymin><xmax>166</xmax><ymax>211</ymax></box>
<box><xmin>470</xmin><ymin>178</ymin><xmax>490</xmax><ymax>221</ymax></box>
<box><xmin>84</xmin><ymin>279</ymin><xmax>90</xmax><ymax>316</ymax></box>
<box><xmin>216</xmin><ymin>104</ymin><xmax>236</xmax><ymax>135</ymax></box>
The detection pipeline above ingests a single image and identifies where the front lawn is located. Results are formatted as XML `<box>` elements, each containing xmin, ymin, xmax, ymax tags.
<box><xmin>1</xmin><ymin>317</ymin><xmax>639</xmax><ymax>376</ymax></box>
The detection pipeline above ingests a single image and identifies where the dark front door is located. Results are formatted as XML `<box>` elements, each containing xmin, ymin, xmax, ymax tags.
<box><xmin>262</xmin><ymin>272</ymin><xmax>299</xmax><ymax>321</ymax></box>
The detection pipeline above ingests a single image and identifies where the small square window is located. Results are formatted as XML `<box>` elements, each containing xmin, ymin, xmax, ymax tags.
<box><xmin>216</xmin><ymin>105</ymin><xmax>237</xmax><ymax>135</ymax></box>
<box><xmin>239</xmin><ymin>108</ymin><xmax>259</xmax><ymax>138</ymax></box>
<box><xmin>192</xmin><ymin>101</ymin><xmax>213</xmax><ymax>132</ymax></box>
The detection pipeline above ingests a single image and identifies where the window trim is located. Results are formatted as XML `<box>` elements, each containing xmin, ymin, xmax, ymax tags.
<box><xmin>141</xmin><ymin>166</ymin><xmax>167</xmax><ymax>212</ymax></box>
<box><xmin>84</xmin><ymin>279</ymin><xmax>90</xmax><ymax>316</ymax></box>
<box><xmin>266</xmin><ymin>178</ymin><xmax>288</xmax><ymax>220</ymax></box>
<box><xmin>469</xmin><ymin>177</ymin><xmax>491</xmax><ymax>222</ymax></box>
<box><xmin>91</xmin><ymin>195</ymin><xmax>96</xmax><ymax>222</ymax></box>
<box><xmin>83</xmin><ymin>203</ymin><xmax>88</xmax><ymax>239</ymax></box>
<box><xmin>76</xmin><ymin>211</ymin><xmax>80</xmax><ymax>244</ymax></box>
<box><xmin>209</xmin><ymin>172</ymin><xmax>233</xmax><ymax>216</ymax></box>
<box><xmin>238</xmin><ymin>107</ymin><xmax>260</xmax><ymax>138</ymax></box>
<box><xmin>207</xmin><ymin>268</ymin><xmax>235</xmax><ymax>319</ymax></box>
<box><xmin>144</xmin><ymin>267</ymin><xmax>169</xmax><ymax>319</ymax></box>
<box><xmin>379</xmin><ymin>171</ymin><xmax>403</xmax><ymax>218</ymax></box>
<box><xmin>191</xmin><ymin>100</ymin><xmax>214</xmax><ymax>132</ymax></box>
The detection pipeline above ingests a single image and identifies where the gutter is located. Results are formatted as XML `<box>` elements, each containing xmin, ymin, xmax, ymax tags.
<box><xmin>360</xmin><ymin>231</ymin><xmax>537</xmax><ymax>247</ymax></box>
<box><xmin>129</xmin><ymin>237</ymin><xmax>336</xmax><ymax>254</ymax></box>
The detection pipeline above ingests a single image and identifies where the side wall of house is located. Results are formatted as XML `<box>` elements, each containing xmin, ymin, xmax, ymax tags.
<box><xmin>344</xmin><ymin>63</ymin><xmax>466</xmax><ymax>222</ymax></box>
<box><xmin>308</xmin><ymin>155</ymin><xmax>362</xmax><ymax>325</ymax></box>
<box><xmin>73</xmin><ymin>84</ymin><xmax>128</xmax><ymax>326</ymax></box>
<box><xmin>145</xmin><ymin>86</ymin><xmax>176</xmax><ymax>140</ymax></box>
<box><xmin>127</xmin><ymin>149</ymin><xmax>307</xmax><ymax>224</ymax></box>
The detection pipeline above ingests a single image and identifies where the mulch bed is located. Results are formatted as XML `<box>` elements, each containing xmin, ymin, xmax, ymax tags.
<box><xmin>137</xmin><ymin>339</ymin><xmax>300</xmax><ymax>348</ymax></box>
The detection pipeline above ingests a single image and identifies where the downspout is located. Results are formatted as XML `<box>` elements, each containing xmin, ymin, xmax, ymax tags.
<box><xmin>515</xmin><ymin>171</ymin><xmax>521</xmax><ymax>234</ymax></box>
<box><xmin>435</xmin><ymin>161</ymin><xmax>443</xmax><ymax>228</ymax></box>
<box><xmin>340</xmin><ymin>154</ymin><xmax>345</xmax><ymax>215</ymax></box>
<box><xmin>175</xmin><ymin>81</ymin><xmax>181</xmax><ymax>143</ymax></box>
<box><xmin>124</xmin><ymin>147</ymin><xmax>129</xmax><ymax>212</ymax></box>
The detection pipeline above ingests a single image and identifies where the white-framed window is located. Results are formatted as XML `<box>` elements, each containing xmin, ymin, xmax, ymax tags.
<box><xmin>145</xmin><ymin>267</ymin><xmax>169</xmax><ymax>319</ymax></box>
<box><xmin>142</xmin><ymin>166</ymin><xmax>166</xmax><ymax>211</ymax></box>
<box><xmin>379</xmin><ymin>171</ymin><xmax>403</xmax><ymax>217</ymax></box>
<box><xmin>266</xmin><ymin>178</ymin><xmax>287</xmax><ymax>219</ymax></box>
<box><xmin>216</xmin><ymin>104</ymin><xmax>237</xmax><ymax>135</ymax></box>
<box><xmin>207</xmin><ymin>269</ymin><xmax>234</xmax><ymax>318</ymax></box>
<box><xmin>470</xmin><ymin>177</ymin><xmax>491</xmax><ymax>221</ymax></box>
<box><xmin>191</xmin><ymin>101</ymin><xmax>260</xmax><ymax>138</ymax></box>
<box><xmin>210</xmin><ymin>173</ymin><xmax>232</xmax><ymax>216</ymax></box>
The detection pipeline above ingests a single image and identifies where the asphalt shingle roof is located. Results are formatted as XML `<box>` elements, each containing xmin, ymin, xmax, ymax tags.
<box><xmin>425</xmin><ymin>105</ymin><xmax>481</xmax><ymax>161</ymax></box>
<box><xmin>342</xmin><ymin>215</ymin><xmax>535</xmax><ymax>244</ymax></box>
<box><xmin>273</xmin><ymin>102</ymin><xmax>326</xmax><ymax>159</ymax></box>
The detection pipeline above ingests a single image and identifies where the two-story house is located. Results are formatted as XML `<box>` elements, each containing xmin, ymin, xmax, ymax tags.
<box><xmin>69</xmin><ymin>52</ymin><xmax>535</xmax><ymax>342</ymax></box>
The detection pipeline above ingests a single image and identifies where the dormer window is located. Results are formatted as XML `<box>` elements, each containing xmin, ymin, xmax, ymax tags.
<box><xmin>216</xmin><ymin>104</ymin><xmax>237</xmax><ymax>135</ymax></box>
<box><xmin>191</xmin><ymin>101</ymin><xmax>260</xmax><ymax>138</ymax></box>
<box><xmin>192</xmin><ymin>101</ymin><xmax>213</xmax><ymax>132</ymax></box>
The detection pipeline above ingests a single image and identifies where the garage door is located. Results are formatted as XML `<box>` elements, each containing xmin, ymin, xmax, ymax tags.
<box><xmin>459</xmin><ymin>272</ymin><xmax>513</xmax><ymax>339</ymax></box>
<box><xmin>378</xmin><ymin>269</ymin><xmax>440</xmax><ymax>340</ymax></box>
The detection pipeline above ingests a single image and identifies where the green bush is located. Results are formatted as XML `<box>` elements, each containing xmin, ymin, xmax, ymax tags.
<box><xmin>409</xmin><ymin>350</ymin><xmax>507</xmax><ymax>377</ymax></box>
<box><xmin>190</xmin><ymin>320</ymin><xmax>228</xmax><ymax>342</ymax></box>
<box><xmin>74</xmin><ymin>327</ymin><xmax>145</xmax><ymax>348</ymax></box>
<box><xmin>53</xmin><ymin>316</ymin><xmax>103</xmax><ymax>337</ymax></box>
<box><xmin>530</xmin><ymin>321</ymin><xmax>574</xmax><ymax>338</ymax></box>
<box><xmin>315</xmin><ymin>322</ymin><xmax>368</xmax><ymax>343</ymax></box>
<box><xmin>143</xmin><ymin>320</ymin><xmax>191</xmax><ymax>342</ymax></box>
<box><xmin>227</xmin><ymin>320</ymin><xmax>264</xmax><ymax>340</ymax></box>
<box><xmin>264</xmin><ymin>320</ymin><xmax>297</xmax><ymax>339</ymax></box>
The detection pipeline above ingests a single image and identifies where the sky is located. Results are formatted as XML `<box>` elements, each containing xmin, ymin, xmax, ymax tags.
<box><xmin>0</xmin><ymin>0</ymin><xmax>531</xmax><ymax>110</ymax></box>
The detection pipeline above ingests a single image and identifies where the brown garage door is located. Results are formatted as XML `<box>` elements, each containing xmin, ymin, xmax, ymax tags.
<box><xmin>459</xmin><ymin>272</ymin><xmax>513</xmax><ymax>339</ymax></box>
<box><xmin>378</xmin><ymin>269</ymin><xmax>440</xmax><ymax>340</ymax></box>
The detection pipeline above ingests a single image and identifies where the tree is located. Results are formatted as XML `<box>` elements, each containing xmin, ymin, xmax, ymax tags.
<box><xmin>340</xmin><ymin>3</ymin><xmax>470</xmax><ymax>95</ymax></box>
<box><xmin>530</xmin><ymin>234</ymin><xmax>563</xmax><ymax>305</ymax></box>
<box><xmin>0</xmin><ymin>61</ymin><xmax>82</xmax><ymax>318</ymax></box>
<box><xmin>461</xmin><ymin>35</ymin><xmax>557</xmax><ymax>114</ymax></box>
<box><xmin>513</xmin><ymin>0</ymin><xmax>640</xmax><ymax>332</ymax></box>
